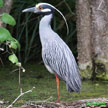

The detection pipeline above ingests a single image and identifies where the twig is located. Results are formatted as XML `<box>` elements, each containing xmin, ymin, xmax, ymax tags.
<box><xmin>6</xmin><ymin>87</ymin><xmax>35</xmax><ymax>108</ymax></box>
<box><xmin>27</xmin><ymin>96</ymin><xmax>53</xmax><ymax>105</ymax></box>
<box><xmin>10</xmin><ymin>69</ymin><xmax>19</xmax><ymax>74</ymax></box>
<box><xmin>0</xmin><ymin>48</ymin><xmax>4</xmax><ymax>51</ymax></box>
<box><xmin>56</xmin><ymin>0</ymin><xmax>64</xmax><ymax>7</ymax></box>
<box><xmin>19</xmin><ymin>67</ymin><xmax>21</xmax><ymax>87</ymax></box>
<box><xmin>2</xmin><ymin>42</ymin><xmax>12</xmax><ymax>55</ymax></box>
<box><xmin>64</xmin><ymin>0</ymin><xmax>75</xmax><ymax>15</ymax></box>
<box><xmin>7</xmin><ymin>65</ymin><xmax>34</xmax><ymax>108</ymax></box>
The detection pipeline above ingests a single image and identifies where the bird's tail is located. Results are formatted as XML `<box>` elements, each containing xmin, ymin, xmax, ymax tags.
<box><xmin>66</xmin><ymin>69</ymin><xmax>81</xmax><ymax>93</ymax></box>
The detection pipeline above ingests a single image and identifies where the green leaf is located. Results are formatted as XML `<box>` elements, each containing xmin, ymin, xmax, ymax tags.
<box><xmin>13</xmin><ymin>38</ymin><xmax>20</xmax><ymax>49</ymax></box>
<box><xmin>10</xmin><ymin>41</ymin><xmax>17</xmax><ymax>49</ymax></box>
<box><xmin>0</xmin><ymin>0</ymin><xmax>4</xmax><ymax>7</ymax></box>
<box><xmin>0</xmin><ymin>27</ymin><xmax>13</xmax><ymax>42</ymax></box>
<box><xmin>9</xmin><ymin>38</ymin><xmax>20</xmax><ymax>50</ymax></box>
<box><xmin>1</xmin><ymin>13</ymin><xmax>16</xmax><ymax>26</ymax></box>
<box><xmin>8</xmin><ymin>54</ymin><xmax>18</xmax><ymax>64</ymax></box>
<box><xmin>0</xmin><ymin>27</ymin><xmax>20</xmax><ymax>49</ymax></box>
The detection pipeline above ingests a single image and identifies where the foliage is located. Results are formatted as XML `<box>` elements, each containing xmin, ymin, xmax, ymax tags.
<box><xmin>0</xmin><ymin>0</ymin><xmax>4</xmax><ymax>7</ymax></box>
<box><xmin>11</xmin><ymin>0</ymin><xmax>77</xmax><ymax>63</ymax></box>
<box><xmin>8</xmin><ymin>54</ymin><xmax>18</xmax><ymax>64</ymax></box>
<box><xmin>1</xmin><ymin>13</ymin><xmax>16</xmax><ymax>26</ymax></box>
<box><xmin>0</xmin><ymin>0</ymin><xmax>20</xmax><ymax>65</ymax></box>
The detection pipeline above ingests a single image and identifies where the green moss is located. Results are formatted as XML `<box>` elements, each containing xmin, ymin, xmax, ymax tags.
<box><xmin>0</xmin><ymin>63</ymin><xmax>108</xmax><ymax>107</ymax></box>
<box><xmin>80</xmin><ymin>66</ymin><xmax>92</xmax><ymax>79</ymax></box>
<box><xmin>79</xmin><ymin>58</ymin><xmax>108</xmax><ymax>80</ymax></box>
<box><xmin>79</xmin><ymin>61</ymin><xmax>93</xmax><ymax>79</ymax></box>
<box><xmin>95</xmin><ymin>58</ymin><xmax>108</xmax><ymax>80</ymax></box>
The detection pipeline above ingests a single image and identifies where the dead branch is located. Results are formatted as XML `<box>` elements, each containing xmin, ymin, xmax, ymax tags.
<box><xmin>7</xmin><ymin>87</ymin><xmax>35</xmax><ymax>108</ymax></box>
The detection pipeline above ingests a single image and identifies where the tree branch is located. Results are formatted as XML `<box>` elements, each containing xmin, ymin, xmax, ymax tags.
<box><xmin>7</xmin><ymin>87</ymin><xmax>35</xmax><ymax>108</ymax></box>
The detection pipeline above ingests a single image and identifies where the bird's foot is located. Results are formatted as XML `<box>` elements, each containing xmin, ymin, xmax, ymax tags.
<box><xmin>55</xmin><ymin>99</ymin><xmax>60</xmax><ymax>103</ymax></box>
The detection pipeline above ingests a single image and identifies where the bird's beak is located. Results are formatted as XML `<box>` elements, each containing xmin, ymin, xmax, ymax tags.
<box><xmin>22</xmin><ymin>7</ymin><xmax>39</xmax><ymax>13</ymax></box>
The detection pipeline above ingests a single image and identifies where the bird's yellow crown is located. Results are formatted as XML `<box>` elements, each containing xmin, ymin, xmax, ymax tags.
<box><xmin>35</xmin><ymin>4</ymin><xmax>40</xmax><ymax>8</ymax></box>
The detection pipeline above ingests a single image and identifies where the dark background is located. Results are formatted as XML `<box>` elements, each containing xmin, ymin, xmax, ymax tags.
<box><xmin>10</xmin><ymin>0</ymin><xmax>77</xmax><ymax>64</ymax></box>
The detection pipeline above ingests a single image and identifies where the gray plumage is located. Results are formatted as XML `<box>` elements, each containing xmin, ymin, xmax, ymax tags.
<box><xmin>22</xmin><ymin>3</ymin><xmax>81</xmax><ymax>93</ymax></box>
<box><xmin>39</xmin><ymin>14</ymin><xmax>81</xmax><ymax>92</ymax></box>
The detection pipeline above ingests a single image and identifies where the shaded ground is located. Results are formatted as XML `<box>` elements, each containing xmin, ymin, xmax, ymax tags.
<box><xmin>0</xmin><ymin>63</ymin><xmax>108</xmax><ymax>107</ymax></box>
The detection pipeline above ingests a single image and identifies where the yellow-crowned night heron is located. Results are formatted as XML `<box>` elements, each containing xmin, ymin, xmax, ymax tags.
<box><xmin>22</xmin><ymin>3</ymin><xmax>81</xmax><ymax>102</ymax></box>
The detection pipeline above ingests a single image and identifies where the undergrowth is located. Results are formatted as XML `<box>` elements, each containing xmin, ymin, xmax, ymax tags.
<box><xmin>0</xmin><ymin>63</ymin><xmax>108</xmax><ymax>107</ymax></box>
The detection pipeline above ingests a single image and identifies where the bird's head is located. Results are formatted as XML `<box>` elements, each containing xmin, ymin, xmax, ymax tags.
<box><xmin>22</xmin><ymin>3</ymin><xmax>69</xmax><ymax>34</ymax></box>
<box><xmin>22</xmin><ymin>3</ymin><xmax>55</xmax><ymax>15</ymax></box>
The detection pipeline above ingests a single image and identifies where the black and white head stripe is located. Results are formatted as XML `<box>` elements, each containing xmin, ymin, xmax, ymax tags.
<box><xmin>36</xmin><ymin>3</ymin><xmax>69</xmax><ymax>35</ymax></box>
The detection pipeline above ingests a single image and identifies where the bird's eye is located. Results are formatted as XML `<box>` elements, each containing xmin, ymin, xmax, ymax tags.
<box><xmin>39</xmin><ymin>6</ymin><xmax>43</xmax><ymax>10</ymax></box>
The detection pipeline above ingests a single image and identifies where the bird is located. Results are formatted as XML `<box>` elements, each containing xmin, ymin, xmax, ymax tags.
<box><xmin>22</xmin><ymin>3</ymin><xmax>81</xmax><ymax>102</ymax></box>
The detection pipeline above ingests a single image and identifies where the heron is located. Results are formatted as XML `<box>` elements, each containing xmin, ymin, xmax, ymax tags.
<box><xmin>22</xmin><ymin>3</ymin><xmax>81</xmax><ymax>102</ymax></box>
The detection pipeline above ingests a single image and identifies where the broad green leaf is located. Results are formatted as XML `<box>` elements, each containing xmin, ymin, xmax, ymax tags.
<box><xmin>1</xmin><ymin>13</ymin><xmax>16</xmax><ymax>26</ymax></box>
<box><xmin>0</xmin><ymin>0</ymin><xmax>4</xmax><ymax>7</ymax></box>
<box><xmin>0</xmin><ymin>27</ymin><xmax>13</xmax><ymax>42</ymax></box>
<box><xmin>8</xmin><ymin>54</ymin><xmax>18</xmax><ymax>64</ymax></box>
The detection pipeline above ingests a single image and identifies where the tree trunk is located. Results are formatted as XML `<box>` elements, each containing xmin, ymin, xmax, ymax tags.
<box><xmin>76</xmin><ymin>0</ymin><xmax>108</xmax><ymax>80</ymax></box>
<box><xmin>76</xmin><ymin>0</ymin><xmax>92</xmax><ymax>79</ymax></box>
<box><xmin>0</xmin><ymin>0</ymin><xmax>13</xmax><ymax>27</ymax></box>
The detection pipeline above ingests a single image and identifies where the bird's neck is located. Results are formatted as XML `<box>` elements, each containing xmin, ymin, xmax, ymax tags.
<box><xmin>39</xmin><ymin>14</ymin><xmax>53</xmax><ymax>30</ymax></box>
<box><xmin>39</xmin><ymin>14</ymin><xmax>54</xmax><ymax>47</ymax></box>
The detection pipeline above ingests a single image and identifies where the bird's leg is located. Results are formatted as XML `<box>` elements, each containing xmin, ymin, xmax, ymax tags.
<box><xmin>55</xmin><ymin>73</ymin><xmax>60</xmax><ymax>102</ymax></box>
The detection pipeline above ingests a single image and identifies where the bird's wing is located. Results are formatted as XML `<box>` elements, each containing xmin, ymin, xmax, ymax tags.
<box><xmin>42</xmin><ymin>39</ymin><xmax>81</xmax><ymax>92</ymax></box>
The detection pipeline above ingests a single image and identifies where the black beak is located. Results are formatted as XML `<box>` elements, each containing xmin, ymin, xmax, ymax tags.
<box><xmin>22</xmin><ymin>7</ymin><xmax>39</xmax><ymax>13</ymax></box>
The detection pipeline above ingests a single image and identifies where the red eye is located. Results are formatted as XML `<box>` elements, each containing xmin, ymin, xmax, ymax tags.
<box><xmin>39</xmin><ymin>6</ymin><xmax>43</xmax><ymax>10</ymax></box>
